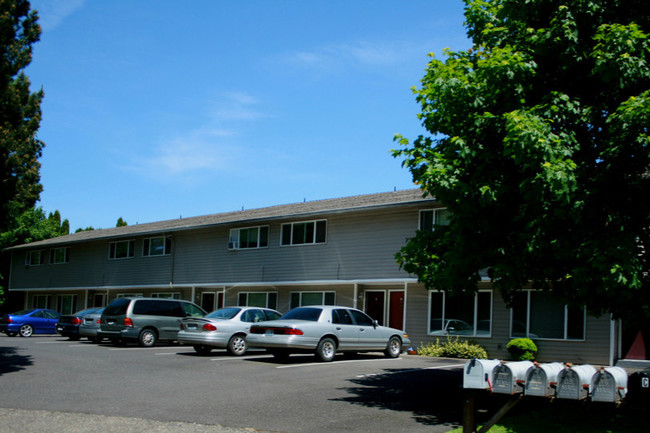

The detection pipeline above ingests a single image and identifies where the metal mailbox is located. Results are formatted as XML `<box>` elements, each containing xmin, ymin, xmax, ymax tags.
<box><xmin>492</xmin><ymin>361</ymin><xmax>535</xmax><ymax>394</ymax></box>
<box><xmin>590</xmin><ymin>366</ymin><xmax>627</xmax><ymax>403</ymax></box>
<box><xmin>626</xmin><ymin>369</ymin><xmax>650</xmax><ymax>405</ymax></box>
<box><xmin>556</xmin><ymin>364</ymin><xmax>596</xmax><ymax>400</ymax></box>
<box><xmin>463</xmin><ymin>358</ymin><xmax>501</xmax><ymax>390</ymax></box>
<box><xmin>524</xmin><ymin>362</ymin><xmax>564</xmax><ymax>397</ymax></box>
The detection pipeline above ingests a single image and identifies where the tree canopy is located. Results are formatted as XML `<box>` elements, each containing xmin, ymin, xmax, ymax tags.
<box><xmin>393</xmin><ymin>0</ymin><xmax>650</xmax><ymax>322</ymax></box>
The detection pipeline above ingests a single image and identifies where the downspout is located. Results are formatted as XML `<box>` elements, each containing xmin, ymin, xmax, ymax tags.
<box><xmin>353</xmin><ymin>283</ymin><xmax>358</xmax><ymax>309</ymax></box>
<box><xmin>609</xmin><ymin>314</ymin><xmax>616</xmax><ymax>366</ymax></box>
<box><xmin>403</xmin><ymin>281</ymin><xmax>408</xmax><ymax>331</ymax></box>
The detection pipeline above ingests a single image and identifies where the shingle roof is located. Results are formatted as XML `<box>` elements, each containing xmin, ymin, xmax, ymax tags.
<box><xmin>6</xmin><ymin>189</ymin><xmax>435</xmax><ymax>250</ymax></box>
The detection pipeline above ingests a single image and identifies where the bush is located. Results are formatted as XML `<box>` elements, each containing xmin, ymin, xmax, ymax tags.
<box><xmin>507</xmin><ymin>338</ymin><xmax>537</xmax><ymax>361</ymax></box>
<box><xmin>417</xmin><ymin>337</ymin><xmax>489</xmax><ymax>359</ymax></box>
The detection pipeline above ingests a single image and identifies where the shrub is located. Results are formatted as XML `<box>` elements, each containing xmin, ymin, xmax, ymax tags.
<box><xmin>417</xmin><ymin>337</ymin><xmax>488</xmax><ymax>359</ymax></box>
<box><xmin>507</xmin><ymin>338</ymin><xmax>537</xmax><ymax>361</ymax></box>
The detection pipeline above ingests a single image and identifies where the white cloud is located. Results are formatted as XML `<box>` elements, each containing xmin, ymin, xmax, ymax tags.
<box><xmin>31</xmin><ymin>0</ymin><xmax>85</xmax><ymax>32</ymax></box>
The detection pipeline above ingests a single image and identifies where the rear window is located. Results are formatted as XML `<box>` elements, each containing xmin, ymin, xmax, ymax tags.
<box><xmin>103</xmin><ymin>299</ymin><xmax>131</xmax><ymax>316</ymax></box>
<box><xmin>281</xmin><ymin>307</ymin><xmax>322</xmax><ymax>321</ymax></box>
<box><xmin>206</xmin><ymin>308</ymin><xmax>241</xmax><ymax>320</ymax></box>
<box><xmin>133</xmin><ymin>300</ymin><xmax>184</xmax><ymax>317</ymax></box>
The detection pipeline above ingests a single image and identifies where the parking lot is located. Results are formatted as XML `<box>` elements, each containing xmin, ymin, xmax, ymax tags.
<box><xmin>0</xmin><ymin>335</ymin><xmax>467</xmax><ymax>433</ymax></box>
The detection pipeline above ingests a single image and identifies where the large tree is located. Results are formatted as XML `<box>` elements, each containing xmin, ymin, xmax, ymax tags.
<box><xmin>393</xmin><ymin>0</ymin><xmax>650</xmax><ymax>322</ymax></box>
<box><xmin>0</xmin><ymin>0</ymin><xmax>50</xmax><ymax>306</ymax></box>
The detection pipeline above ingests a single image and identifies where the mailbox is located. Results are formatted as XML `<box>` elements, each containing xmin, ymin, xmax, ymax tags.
<box><xmin>524</xmin><ymin>362</ymin><xmax>564</xmax><ymax>397</ymax></box>
<box><xmin>492</xmin><ymin>361</ymin><xmax>535</xmax><ymax>394</ymax></box>
<box><xmin>556</xmin><ymin>364</ymin><xmax>596</xmax><ymax>400</ymax></box>
<box><xmin>590</xmin><ymin>366</ymin><xmax>627</xmax><ymax>403</ymax></box>
<box><xmin>627</xmin><ymin>369</ymin><xmax>650</xmax><ymax>405</ymax></box>
<box><xmin>463</xmin><ymin>358</ymin><xmax>501</xmax><ymax>389</ymax></box>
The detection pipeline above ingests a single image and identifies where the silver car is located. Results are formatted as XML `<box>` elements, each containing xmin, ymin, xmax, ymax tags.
<box><xmin>247</xmin><ymin>305</ymin><xmax>410</xmax><ymax>362</ymax></box>
<box><xmin>178</xmin><ymin>307</ymin><xmax>282</xmax><ymax>355</ymax></box>
<box><xmin>79</xmin><ymin>308</ymin><xmax>105</xmax><ymax>343</ymax></box>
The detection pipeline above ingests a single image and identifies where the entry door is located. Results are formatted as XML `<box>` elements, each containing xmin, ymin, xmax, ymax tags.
<box><xmin>388</xmin><ymin>291</ymin><xmax>405</xmax><ymax>330</ymax></box>
<box><xmin>201</xmin><ymin>293</ymin><xmax>215</xmax><ymax>312</ymax></box>
<box><xmin>365</xmin><ymin>291</ymin><xmax>385</xmax><ymax>326</ymax></box>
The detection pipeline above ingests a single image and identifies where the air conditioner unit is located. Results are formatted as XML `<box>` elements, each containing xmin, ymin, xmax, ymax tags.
<box><xmin>227</xmin><ymin>241</ymin><xmax>239</xmax><ymax>250</ymax></box>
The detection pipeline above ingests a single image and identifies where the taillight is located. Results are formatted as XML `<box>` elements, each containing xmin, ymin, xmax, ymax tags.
<box><xmin>124</xmin><ymin>318</ymin><xmax>134</xmax><ymax>327</ymax></box>
<box><xmin>179</xmin><ymin>323</ymin><xmax>185</xmax><ymax>330</ymax></box>
<box><xmin>0</xmin><ymin>318</ymin><xmax>11</xmax><ymax>324</ymax></box>
<box><xmin>203</xmin><ymin>323</ymin><xmax>217</xmax><ymax>331</ymax></box>
<box><xmin>96</xmin><ymin>318</ymin><xmax>101</xmax><ymax>324</ymax></box>
<box><xmin>250</xmin><ymin>327</ymin><xmax>303</xmax><ymax>335</ymax></box>
<box><xmin>71</xmin><ymin>317</ymin><xmax>82</xmax><ymax>325</ymax></box>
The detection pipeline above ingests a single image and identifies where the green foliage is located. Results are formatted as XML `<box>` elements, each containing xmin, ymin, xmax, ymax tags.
<box><xmin>417</xmin><ymin>337</ymin><xmax>489</xmax><ymax>359</ymax></box>
<box><xmin>507</xmin><ymin>338</ymin><xmax>538</xmax><ymax>361</ymax></box>
<box><xmin>393</xmin><ymin>0</ymin><xmax>650</xmax><ymax>322</ymax></box>
<box><xmin>116</xmin><ymin>217</ymin><xmax>128</xmax><ymax>227</ymax></box>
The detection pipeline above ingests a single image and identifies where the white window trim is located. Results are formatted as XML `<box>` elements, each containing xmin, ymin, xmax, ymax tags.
<box><xmin>108</xmin><ymin>240</ymin><xmax>136</xmax><ymax>260</ymax></box>
<box><xmin>418</xmin><ymin>208</ymin><xmax>449</xmax><ymax>231</ymax></box>
<box><xmin>280</xmin><ymin>219</ymin><xmax>327</xmax><ymax>247</ymax></box>
<box><xmin>238</xmin><ymin>291</ymin><xmax>278</xmax><ymax>308</ymax></box>
<box><xmin>509</xmin><ymin>290</ymin><xmax>586</xmax><ymax>341</ymax></box>
<box><xmin>151</xmin><ymin>292</ymin><xmax>181</xmax><ymax>299</ymax></box>
<box><xmin>289</xmin><ymin>291</ymin><xmax>336</xmax><ymax>308</ymax></box>
<box><xmin>50</xmin><ymin>247</ymin><xmax>70</xmax><ymax>264</ymax></box>
<box><xmin>142</xmin><ymin>236</ymin><xmax>172</xmax><ymax>257</ymax></box>
<box><xmin>228</xmin><ymin>226</ymin><xmax>269</xmax><ymax>250</ymax></box>
<box><xmin>25</xmin><ymin>250</ymin><xmax>45</xmax><ymax>266</ymax></box>
<box><xmin>427</xmin><ymin>290</ymin><xmax>493</xmax><ymax>338</ymax></box>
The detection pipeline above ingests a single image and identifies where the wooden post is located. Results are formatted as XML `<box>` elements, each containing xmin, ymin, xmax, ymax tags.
<box><xmin>463</xmin><ymin>391</ymin><xmax>476</xmax><ymax>433</ymax></box>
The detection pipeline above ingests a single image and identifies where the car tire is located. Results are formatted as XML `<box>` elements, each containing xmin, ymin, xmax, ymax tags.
<box><xmin>384</xmin><ymin>336</ymin><xmax>402</xmax><ymax>358</ymax></box>
<box><xmin>315</xmin><ymin>337</ymin><xmax>336</xmax><ymax>362</ymax></box>
<box><xmin>138</xmin><ymin>329</ymin><xmax>158</xmax><ymax>347</ymax></box>
<box><xmin>193</xmin><ymin>345</ymin><xmax>212</xmax><ymax>355</ymax></box>
<box><xmin>227</xmin><ymin>334</ymin><xmax>247</xmax><ymax>356</ymax></box>
<box><xmin>19</xmin><ymin>324</ymin><xmax>34</xmax><ymax>337</ymax></box>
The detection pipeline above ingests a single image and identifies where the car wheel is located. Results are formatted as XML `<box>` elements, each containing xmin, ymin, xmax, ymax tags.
<box><xmin>315</xmin><ymin>337</ymin><xmax>336</xmax><ymax>362</ymax></box>
<box><xmin>193</xmin><ymin>345</ymin><xmax>212</xmax><ymax>355</ymax></box>
<box><xmin>138</xmin><ymin>329</ymin><xmax>158</xmax><ymax>347</ymax></box>
<box><xmin>19</xmin><ymin>324</ymin><xmax>34</xmax><ymax>337</ymax></box>
<box><xmin>227</xmin><ymin>334</ymin><xmax>247</xmax><ymax>356</ymax></box>
<box><xmin>384</xmin><ymin>336</ymin><xmax>402</xmax><ymax>358</ymax></box>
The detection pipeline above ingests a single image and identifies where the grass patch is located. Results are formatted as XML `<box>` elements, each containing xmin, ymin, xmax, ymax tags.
<box><xmin>446</xmin><ymin>398</ymin><xmax>647</xmax><ymax>433</ymax></box>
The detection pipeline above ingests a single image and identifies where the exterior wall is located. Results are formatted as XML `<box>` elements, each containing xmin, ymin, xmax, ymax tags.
<box><xmin>404</xmin><ymin>283</ymin><xmax>613</xmax><ymax>366</ymax></box>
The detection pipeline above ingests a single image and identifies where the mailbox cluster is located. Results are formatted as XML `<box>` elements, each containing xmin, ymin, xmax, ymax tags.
<box><xmin>463</xmin><ymin>359</ymin><xmax>630</xmax><ymax>403</ymax></box>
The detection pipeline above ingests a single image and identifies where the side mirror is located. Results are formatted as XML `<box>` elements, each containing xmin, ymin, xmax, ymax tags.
<box><xmin>372</xmin><ymin>320</ymin><xmax>379</xmax><ymax>328</ymax></box>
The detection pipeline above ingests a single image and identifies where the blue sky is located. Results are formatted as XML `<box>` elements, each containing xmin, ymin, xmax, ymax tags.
<box><xmin>27</xmin><ymin>0</ymin><xmax>470</xmax><ymax>231</ymax></box>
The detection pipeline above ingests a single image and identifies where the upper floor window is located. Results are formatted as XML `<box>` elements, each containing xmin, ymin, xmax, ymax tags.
<box><xmin>151</xmin><ymin>292</ymin><xmax>181</xmax><ymax>299</ymax></box>
<box><xmin>143</xmin><ymin>236</ymin><xmax>172</xmax><ymax>256</ymax></box>
<box><xmin>510</xmin><ymin>291</ymin><xmax>585</xmax><ymax>340</ymax></box>
<box><xmin>109</xmin><ymin>240</ymin><xmax>135</xmax><ymax>259</ymax></box>
<box><xmin>25</xmin><ymin>250</ymin><xmax>45</xmax><ymax>266</ymax></box>
<box><xmin>50</xmin><ymin>247</ymin><xmax>70</xmax><ymax>264</ymax></box>
<box><xmin>281</xmin><ymin>220</ymin><xmax>327</xmax><ymax>246</ymax></box>
<box><xmin>419</xmin><ymin>208</ymin><xmax>451</xmax><ymax>231</ymax></box>
<box><xmin>229</xmin><ymin>226</ymin><xmax>269</xmax><ymax>250</ymax></box>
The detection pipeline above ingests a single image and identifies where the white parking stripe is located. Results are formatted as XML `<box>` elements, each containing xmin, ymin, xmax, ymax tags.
<box><xmin>276</xmin><ymin>357</ymin><xmax>404</xmax><ymax>369</ymax></box>
<box><xmin>355</xmin><ymin>362</ymin><xmax>465</xmax><ymax>378</ymax></box>
<box><xmin>210</xmin><ymin>354</ymin><xmax>269</xmax><ymax>361</ymax></box>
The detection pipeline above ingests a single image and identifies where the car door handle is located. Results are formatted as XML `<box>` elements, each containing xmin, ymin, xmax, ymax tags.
<box><xmin>336</xmin><ymin>327</ymin><xmax>342</xmax><ymax>331</ymax></box>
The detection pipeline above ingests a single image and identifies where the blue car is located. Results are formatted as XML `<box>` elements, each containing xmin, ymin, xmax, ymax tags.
<box><xmin>0</xmin><ymin>309</ymin><xmax>61</xmax><ymax>337</ymax></box>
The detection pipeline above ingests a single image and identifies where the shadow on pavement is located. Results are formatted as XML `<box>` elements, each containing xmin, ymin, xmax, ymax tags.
<box><xmin>0</xmin><ymin>346</ymin><xmax>33</xmax><ymax>376</ymax></box>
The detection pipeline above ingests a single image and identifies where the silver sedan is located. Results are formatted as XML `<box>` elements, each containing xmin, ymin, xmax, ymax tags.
<box><xmin>247</xmin><ymin>305</ymin><xmax>410</xmax><ymax>362</ymax></box>
<box><xmin>178</xmin><ymin>307</ymin><xmax>281</xmax><ymax>355</ymax></box>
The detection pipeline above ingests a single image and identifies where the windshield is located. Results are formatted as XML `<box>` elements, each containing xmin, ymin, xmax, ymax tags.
<box><xmin>281</xmin><ymin>307</ymin><xmax>322</xmax><ymax>321</ymax></box>
<box><xmin>206</xmin><ymin>308</ymin><xmax>241</xmax><ymax>320</ymax></box>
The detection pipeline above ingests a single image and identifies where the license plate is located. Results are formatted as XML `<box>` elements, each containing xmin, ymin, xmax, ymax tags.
<box><xmin>265</xmin><ymin>330</ymin><xmax>273</xmax><ymax>336</ymax></box>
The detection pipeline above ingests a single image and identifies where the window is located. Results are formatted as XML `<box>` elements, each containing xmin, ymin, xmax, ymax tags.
<box><xmin>229</xmin><ymin>226</ymin><xmax>269</xmax><ymax>249</ymax></box>
<box><xmin>290</xmin><ymin>291</ymin><xmax>336</xmax><ymax>309</ymax></box>
<box><xmin>151</xmin><ymin>292</ymin><xmax>181</xmax><ymax>299</ymax></box>
<box><xmin>32</xmin><ymin>295</ymin><xmax>49</xmax><ymax>309</ymax></box>
<box><xmin>116</xmin><ymin>293</ymin><xmax>144</xmax><ymax>298</ymax></box>
<box><xmin>50</xmin><ymin>247</ymin><xmax>70</xmax><ymax>264</ymax></box>
<box><xmin>281</xmin><ymin>220</ymin><xmax>327</xmax><ymax>246</ymax></box>
<box><xmin>143</xmin><ymin>237</ymin><xmax>171</xmax><ymax>256</ymax></box>
<box><xmin>510</xmin><ymin>291</ymin><xmax>585</xmax><ymax>340</ymax></box>
<box><xmin>238</xmin><ymin>292</ymin><xmax>278</xmax><ymax>310</ymax></box>
<box><xmin>428</xmin><ymin>290</ymin><xmax>492</xmax><ymax>337</ymax></box>
<box><xmin>25</xmin><ymin>250</ymin><xmax>45</xmax><ymax>266</ymax></box>
<box><xmin>109</xmin><ymin>240</ymin><xmax>135</xmax><ymax>259</ymax></box>
<box><xmin>57</xmin><ymin>295</ymin><xmax>77</xmax><ymax>315</ymax></box>
<box><xmin>419</xmin><ymin>208</ymin><xmax>451</xmax><ymax>231</ymax></box>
